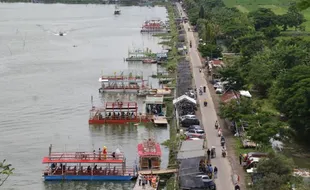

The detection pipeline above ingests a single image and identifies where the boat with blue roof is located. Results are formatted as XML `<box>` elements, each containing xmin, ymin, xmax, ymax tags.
<box><xmin>42</xmin><ymin>144</ymin><xmax>137</xmax><ymax>181</ymax></box>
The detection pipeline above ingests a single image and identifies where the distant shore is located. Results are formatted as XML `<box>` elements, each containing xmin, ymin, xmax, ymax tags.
<box><xmin>0</xmin><ymin>0</ymin><xmax>166</xmax><ymax>6</ymax></box>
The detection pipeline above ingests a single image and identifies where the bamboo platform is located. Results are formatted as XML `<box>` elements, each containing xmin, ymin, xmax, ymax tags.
<box><xmin>138</xmin><ymin>168</ymin><xmax>177</xmax><ymax>175</ymax></box>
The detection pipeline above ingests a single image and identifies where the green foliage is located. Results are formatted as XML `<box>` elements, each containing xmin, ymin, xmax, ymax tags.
<box><xmin>279</xmin><ymin>3</ymin><xmax>307</xmax><ymax>31</ymax></box>
<box><xmin>248</xmin><ymin>8</ymin><xmax>279</xmax><ymax>31</ymax></box>
<box><xmin>254</xmin><ymin>153</ymin><xmax>294</xmax><ymax>190</ymax></box>
<box><xmin>297</xmin><ymin>0</ymin><xmax>310</xmax><ymax>11</ymax></box>
<box><xmin>270</xmin><ymin>65</ymin><xmax>310</xmax><ymax>143</ymax></box>
<box><xmin>198</xmin><ymin>44</ymin><xmax>222</xmax><ymax>58</ymax></box>
<box><xmin>0</xmin><ymin>160</ymin><xmax>14</xmax><ymax>186</ymax></box>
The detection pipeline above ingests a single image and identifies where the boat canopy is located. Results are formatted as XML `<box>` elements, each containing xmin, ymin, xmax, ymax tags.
<box><xmin>138</xmin><ymin>139</ymin><xmax>162</xmax><ymax>157</ymax></box>
<box><xmin>42</xmin><ymin>152</ymin><xmax>124</xmax><ymax>164</ymax></box>
<box><xmin>144</xmin><ymin>95</ymin><xmax>164</xmax><ymax>105</ymax></box>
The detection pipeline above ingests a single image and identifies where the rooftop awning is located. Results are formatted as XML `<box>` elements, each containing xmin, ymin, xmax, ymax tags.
<box><xmin>177</xmin><ymin>149</ymin><xmax>205</xmax><ymax>160</ymax></box>
<box><xmin>239</xmin><ymin>90</ymin><xmax>252</xmax><ymax>98</ymax></box>
<box><xmin>173</xmin><ymin>95</ymin><xmax>196</xmax><ymax>105</ymax></box>
<box><xmin>145</xmin><ymin>95</ymin><xmax>164</xmax><ymax>104</ymax></box>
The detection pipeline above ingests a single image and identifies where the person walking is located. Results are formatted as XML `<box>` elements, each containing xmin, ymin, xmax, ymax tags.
<box><xmin>209</xmin><ymin>164</ymin><xmax>213</xmax><ymax>178</ymax></box>
<box><xmin>207</xmin><ymin>149</ymin><xmax>211</xmax><ymax>160</ymax></box>
<box><xmin>214</xmin><ymin>166</ymin><xmax>218</xmax><ymax>179</ymax></box>
<box><xmin>142</xmin><ymin>175</ymin><xmax>146</xmax><ymax>189</ymax></box>
<box><xmin>239</xmin><ymin>154</ymin><xmax>242</xmax><ymax>165</ymax></box>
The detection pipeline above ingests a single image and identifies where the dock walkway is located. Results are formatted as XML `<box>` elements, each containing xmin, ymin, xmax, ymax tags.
<box><xmin>133</xmin><ymin>179</ymin><xmax>157</xmax><ymax>190</ymax></box>
<box><xmin>138</xmin><ymin>168</ymin><xmax>177</xmax><ymax>175</ymax></box>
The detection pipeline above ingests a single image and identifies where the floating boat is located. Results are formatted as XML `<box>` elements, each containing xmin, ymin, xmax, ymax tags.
<box><xmin>42</xmin><ymin>144</ymin><xmax>137</xmax><ymax>181</ymax></box>
<box><xmin>140</xmin><ymin>20</ymin><xmax>167</xmax><ymax>33</ymax></box>
<box><xmin>142</xmin><ymin>59</ymin><xmax>157</xmax><ymax>64</ymax></box>
<box><xmin>114</xmin><ymin>5</ymin><xmax>121</xmax><ymax>15</ymax></box>
<box><xmin>137</xmin><ymin>138</ymin><xmax>161</xmax><ymax>170</ymax></box>
<box><xmin>89</xmin><ymin>101</ymin><xmax>151</xmax><ymax>124</ymax></box>
<box><xmin>125</xmin><ymin>48</ymin><xmax>155</xmax><ymax>62</ymax></box>
<box><xmin>145</xmin><ymin>95</ymin><xmax>168</xmax><ymax>126</ymax></box>
<box><xmin>98</xmin><ymin>72</ymin><xmax>147</xmax><ymax>93</ymax></box>
<box><xmin>133</xmin><ymin>138</ymin><xmax>161</xmax><ymax>189</ymax></box>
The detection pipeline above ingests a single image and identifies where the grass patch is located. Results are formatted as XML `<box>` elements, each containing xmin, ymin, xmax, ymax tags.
<box><xmin>223</xmin><ymin>0</ymin><xmax>310</xmax><ymax>33</ymax></box>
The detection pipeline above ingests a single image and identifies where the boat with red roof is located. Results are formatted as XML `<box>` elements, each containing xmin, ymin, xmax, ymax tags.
<box><xmin>98</xmin><ymin>71</ymin><xmax>147</xmax><ymax>93</ymax></box>
<box><xmin>42</xmin><ymin>144</ymin><xmax>137</xmax><ymax>181</ymax></box>
<box><xmin>137</xmin><ymin>138</ymin><xmax>161</xmax><ymax>170</ymax></box>
<box><xmin>140</xmin><ymin>19</ymin><xmax>167</xmax><ymax>33</ymax></box>
<box><xmin>142</xmin><ymin>58</ymin><xmax>157</xmax><ymax>64</ymax></box>
<box><xmin>89</xmin><ymin>100</ymin><xmax>151</xmax><ymax>124</ymax></box>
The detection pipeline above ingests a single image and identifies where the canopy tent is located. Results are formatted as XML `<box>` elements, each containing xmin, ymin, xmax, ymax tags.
<box><xmin>173</xmin><ymin>95</ymin><xmax>196</xmax><ymax>105</ymax></box>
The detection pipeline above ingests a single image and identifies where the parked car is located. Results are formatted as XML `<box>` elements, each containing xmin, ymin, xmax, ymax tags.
<box><xmin>213</xmin><ymin>82</ymin><xmax>222</xmax><ymax>89</ymax></box>
<box><xmin>180</xmin><ymin>115</ymin><xmax>196</xmax><ymax>122</ymax></box>
<box><xmin>215</xmin><ymin>87</ymin><xmax>224</xmax><ymax>94</ymax></box>
<box><xmin>181</xmin><ymin>118</ymin><xmax>200</xmax><ymax>128</ymax></box>
<box><xmin>186</xmin><ymin>125</ymin><xmax>202</xmax><ymax>131</ymax></box>
<box><xmin>185</xmin><ymin>129</ymin><xmax>205</xmax><ymax>138</ymax></box>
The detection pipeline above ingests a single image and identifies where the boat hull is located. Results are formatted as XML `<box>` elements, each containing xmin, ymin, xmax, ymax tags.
<box><xmin>43</xmin><ymin>175</ymin><xmax>134</xmax><ymax>181</ymax></box>
<box><xmin>99</xmin><ymin>88</ymin><xmax>139</xmax><ymax>93</ymax></box>
<box><xmin>89</xmin><ymin>118</ymin><xmax>150</xmax><ymax>124</ymax></box>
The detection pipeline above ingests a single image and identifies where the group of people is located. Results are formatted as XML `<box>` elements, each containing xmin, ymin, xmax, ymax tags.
<box><xmin>215</xmin><ymin>121</ymin><xmax>227</xmax><ymax>157</ymax></box>
<box><xmin>199</xmin><ymin>160</ymin><xmax>218</xmax><ymax>179</ymax></box>
<box><xmin>138</xmin><ymin>174</ymin><xmax>158</xmax><ymax>189</ymax></box>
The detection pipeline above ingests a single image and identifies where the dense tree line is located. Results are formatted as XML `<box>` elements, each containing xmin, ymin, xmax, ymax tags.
<box><xmin>184</xmin><ymin>0</ymin><xmax>309</xmax><ymax>188</ymax></box>
<box><xmin>184</xmin><ymin>0</ymin><xmax>310</xmax><ymax>143</ymax></box>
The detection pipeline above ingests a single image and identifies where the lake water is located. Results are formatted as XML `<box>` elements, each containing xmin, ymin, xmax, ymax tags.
<box><xmin>0</xmin><ymin>3</ymin><xmax>169</xmax><ymax>190</ymax></box>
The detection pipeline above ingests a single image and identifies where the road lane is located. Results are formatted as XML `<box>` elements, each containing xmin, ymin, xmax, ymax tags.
<box><xmin>176</xmin><ymin>3</ymin><xmax>235</xmax><ymax>190</ymax></box>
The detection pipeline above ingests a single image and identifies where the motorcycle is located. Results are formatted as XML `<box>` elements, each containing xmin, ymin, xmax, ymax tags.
<box><xmin>199</xmin><ymin>69</ymin><xmax>202</xmax><ymax>73</ymax></box>
<box><xmin>215</xmin><ymin>121</ymin><xmax>219</xmax><ymax>129</ymax></box>
<box><xmin>190</xmin><ymin>41</ymin><xmax>192</xmax><ymax>48</ymax></box>
<box><xmin>204</xmin><ymin>100</ymin><xmax>208</xmax><ymax>107</ymax></box>
<box><xmin>222</xmin><ymin>149</ymin><xmax>226</xmax><ymax>157</ymax></box>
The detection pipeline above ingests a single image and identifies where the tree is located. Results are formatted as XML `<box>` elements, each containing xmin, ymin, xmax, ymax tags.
<box><xmin>280</xmin><ymin>3</ymin><xmax>307</xmax><ymax>31</ymax></box>
<box><xmin>219</xmin><ymin>97</ymin><xmax>255</xmax><ymax>122</ymax></box>
<box><xmin>246</xmin><ymin>113</ymin><xmax>285</xmax><ymax>146</ymax></box>
<box><xmin>198</xmin><ymin>5</ymin><xmax>205</xmax><ymax>19</ymax></box>
<box><xmin>254</xmin><ymin>153</ymin><xmax>294</xmax><ymax>190</ymax></box>
<box><xmin>248</xmin><ymin>8</ymin><xmax>279</xmax><ymax>31</ymax></box>
<box><xmin>0</xmin><ymin>160</ymin><xmax>14</xmax><ymax>186</ymax></box>
<box><xmin>260</xmin><ymin>26</ymin><xmax>281</xmax><ymax>39</ymax></box>
<box><xmin>198</xmin><ymin>44</ymin><xmax>222</xmax><ymax>58</ymax></box>
<box><xmin>297</xmin><ymin>0</ymin><xmax>310</xmax><ymax>10</ymax></box>
<box><xmin>247</xmin><ymin>52</ymin><xmax>274</xmax><ymax>97</ymax></box>
<box><xmin>218</xmin><ymin>64</ymin><xmax>245</xmax><ymax>91</ymax></box>
<box><xmin>270</xmin><ymin>65</ymin><xmax>310</xmax><ymax>144</ymax></box>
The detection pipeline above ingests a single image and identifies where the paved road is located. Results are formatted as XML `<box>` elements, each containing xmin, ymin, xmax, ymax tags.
<box><xmin>176</xmin><ymin>3</ymin><xmax>235</xmax><ymax>190</ymax></box>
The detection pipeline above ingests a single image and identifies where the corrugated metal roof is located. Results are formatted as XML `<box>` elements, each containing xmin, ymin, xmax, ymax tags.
<box><xmin>179</xmin><ymin>140</ymin><xmax>204</xmax><ymax>152</ymax></box>
<box><xmin>177</xmin><ymin>149</ymin><xmax>205</xmax><ymax>160</ymax></box>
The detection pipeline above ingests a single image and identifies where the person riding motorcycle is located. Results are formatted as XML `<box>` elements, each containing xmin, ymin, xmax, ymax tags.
<box><xmin>204</xmin><ymin>99</ymin><xmax>208</xmax><ymax>107</ymax></box>
<box><xmin>215</xmin><ymin>121</ymin><xmax>219</xmax><ymax>129</ymax></box>
<box><xmin>222</xmin><ymin>148</ymin><xmax>226</xmax><ymax>157</ymax></box>
<box><xmin>189</xmin><ymin>41</ymin><xmax>192</xmax><ymax>48</ymax></box>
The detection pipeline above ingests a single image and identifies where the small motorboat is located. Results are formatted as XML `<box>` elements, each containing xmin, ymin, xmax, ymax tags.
<box><xmin>142</xmin><ymin>59</ymin><xmax>157</xmax><ymax>64</ymax></box>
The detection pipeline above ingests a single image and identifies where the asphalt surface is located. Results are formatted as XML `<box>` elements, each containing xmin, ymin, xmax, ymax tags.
<box><xmin>176</xmin><ymin>3</ymin><xmax>235</xmax><ymax>190</ymax></box>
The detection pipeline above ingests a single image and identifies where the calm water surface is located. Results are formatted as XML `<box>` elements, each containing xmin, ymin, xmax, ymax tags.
<box><xmin>0</xmin><ymin>3</ymin><xmax>169</xmax><ymax>190</ymax></box>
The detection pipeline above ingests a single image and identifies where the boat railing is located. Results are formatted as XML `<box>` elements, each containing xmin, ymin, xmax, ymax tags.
<box><xmin>47</xmin><ymin>152</ymin><xmax>125</xmax><ymax>161</ymax></box>
<box><xmin>44</xmin><ymin>166</ymin><xmax>136</xmax><ymax>176</ymax></box>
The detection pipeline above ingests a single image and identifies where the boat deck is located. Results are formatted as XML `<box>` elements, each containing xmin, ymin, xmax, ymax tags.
<box><xmin>152</xmin><ymin>116</ymin><xmax>168</xmax><ymax>125</ymax></box>
<box><xmin>138</xmin><ymin>169</ymin><xmax>177</xmax><ymax>175</ymax></box>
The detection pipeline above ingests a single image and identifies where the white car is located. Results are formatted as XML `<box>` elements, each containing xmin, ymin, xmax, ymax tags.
<box><xmin>215</xmin><ymin>87</ymin><xmax>224</xmax><ymax>94</ymax></box>
<box><xmin>180</xmin><ymin>115</ymin><xmax>196</xmax><ymax>121</ymax></box>
<box><xmin>195</xmin><ymin>175</ymin><xmax>213</xmax><ymax>182</ymax></box>
<box><xmin>213</xmin><ymin>82</ymin><xmax>222</xmax><ymax>89</ymax></box>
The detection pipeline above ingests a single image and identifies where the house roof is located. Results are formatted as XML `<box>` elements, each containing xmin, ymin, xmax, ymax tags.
<box><xmin>179</xmin><ymin>140</ymin><xmax>204</xmax><ymax>152</ymax></box>
<box><xmin>173</xmin><ymin>95</ymin><xmax>196</xmax><ymax>105</ymax></box>
<box><xmin>220</xmin><ymin>91</ymin><xmax>240</xmax><ymax>103</ymax></box>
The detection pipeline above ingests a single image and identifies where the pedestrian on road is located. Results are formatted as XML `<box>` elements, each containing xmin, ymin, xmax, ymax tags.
<box><xmin>207</xmin><ymin>149</ymin><xmax>211</xmax><ymax>160</ymax></box>
<box><xmin>239</xmin><ymin>154</ymin><xmax>242</xmax><ymax>165</ymax></box>
<box><xmin>214</xmin><ymin>166</ymin><xmax>218</xmax><ymax>179</ymax></box>
<box><xmin>142</xmin><ymin>176</ymin><xmax>146</xmax><ymax>189</ymax></box>
<box><xmin>138</xmin><ymin>175</ymin><xmax>142</xmax><ymax>186</ymax></box>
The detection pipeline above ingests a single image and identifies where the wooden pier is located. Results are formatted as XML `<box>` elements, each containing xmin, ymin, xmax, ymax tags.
<box><xmin>138</xmin><ymin>168</ymin><xmax>177</xmax><ymax>175</ymax></box>
<box><xmin>152</xmin><ymin>116</ymin><xmax>168</xmax><ymax>126</ymax></box>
